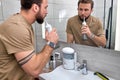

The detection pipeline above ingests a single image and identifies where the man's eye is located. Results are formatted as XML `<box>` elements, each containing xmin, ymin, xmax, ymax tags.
<box><xmin>85</xmin><ymin>9</ymin><xmax>89</xmax><ymax>11</ymax></box>
<box><xmin>78</xmin><ymin>9</ymin><xmax>82</xmax><ymax>11</ymax></box>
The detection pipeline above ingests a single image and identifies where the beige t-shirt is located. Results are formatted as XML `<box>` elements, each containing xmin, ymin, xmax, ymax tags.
<box><xmin>66</xmin><ymin>15</ymin><xmax>105</xmax><ymax>47</ymax></box>
<box><xmin>0</xmin><ymin>13</ymin><xmax>34</xmax><ymax>80</ymax></box>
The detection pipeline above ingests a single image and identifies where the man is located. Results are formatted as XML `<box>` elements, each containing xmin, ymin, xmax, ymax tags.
<box><xmin>0</xmin><ymin>0</ymin><xmax>58</xmax><ymax>80</ymax></box>
<box><xmin>66</xmin><ymin>0</ymin><xmax>106</xmax><ymax>47</ymax></box>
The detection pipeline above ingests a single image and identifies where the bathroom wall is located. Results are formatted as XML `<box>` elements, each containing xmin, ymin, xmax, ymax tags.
<box><xmin>0</xmin><ymin>0</ymin><xmax>3</xmax><ymax>23</ymax></box>
<box><xmin>115</xmin><ymin>0</ymin><xmax>120</xmax><ymax>51</ymax></box>
<box><xmin>43</xmin><ymin>0</ymin><xmax>78</xmax><ymax>41</ymax></box>
<box><xmin>0</xmin><ymin>0</ymin><xmax>20</xmax><ymax>21</ymax></box>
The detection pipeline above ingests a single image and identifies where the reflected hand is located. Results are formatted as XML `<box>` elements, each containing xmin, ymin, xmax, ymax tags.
<box><xmin>81</xmin><ymin>25</ymin><xmax>92</xmax><ymax>38</ymax></box>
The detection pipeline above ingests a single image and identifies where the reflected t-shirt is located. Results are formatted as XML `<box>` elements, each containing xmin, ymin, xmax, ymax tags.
<box><xmin>66</xmin><ymin>15</ymin><xmax>105</xmax><ymax>47</ymax></box>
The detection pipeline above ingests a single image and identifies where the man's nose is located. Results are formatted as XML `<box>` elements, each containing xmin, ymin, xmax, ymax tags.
<box><xmin>46</xmin><ymin>10</ymin><xmax>48</xmax><ymax>14</ymax></box>
<box><xmin>81</xmin><ymin>10</ymin><xmax>85</xmax><ymax>14</ymax></box>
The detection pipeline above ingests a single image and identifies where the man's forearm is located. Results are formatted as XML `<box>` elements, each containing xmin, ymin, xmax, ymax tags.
<box><xmin>36</xmin><ymin>45</ymin><xmax>53</xmax><ymax>72</ymax></box>
<box><xmin>91</xmin><ymin>35</ymin><xmax>106</xmax><ymax>47</ymax></box>
<box><xmin>22</xmin><ymin>45</ymin><xmax>54</xmax><ymax>77</ymax></box>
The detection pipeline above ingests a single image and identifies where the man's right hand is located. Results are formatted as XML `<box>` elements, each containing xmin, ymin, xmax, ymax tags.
<box><xmin>45</xmin><ymin>28</ymin><xmax>59</xmax><ymax>44</ymax></box>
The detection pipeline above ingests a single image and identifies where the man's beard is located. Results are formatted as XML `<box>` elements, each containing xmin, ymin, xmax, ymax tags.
<box><xmin>79</xmin><ymin>15</ymin><xmax>90</xmax><ymax>22</ymax></box>
<box><xmin>36</xmin><ymin>12</ymin><xmax>44</xmax><ymax>24</ymax></box>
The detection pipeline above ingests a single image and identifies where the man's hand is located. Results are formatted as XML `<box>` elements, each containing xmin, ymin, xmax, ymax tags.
<box><xmin>81</xmin><ymin>25</ymin><xmax>92</xmax><ymax>38</ymax></box>
<box><xmin>45</xmin><ymin>28</ymin><xmax>59</xmax><ymax>44</ymax></box>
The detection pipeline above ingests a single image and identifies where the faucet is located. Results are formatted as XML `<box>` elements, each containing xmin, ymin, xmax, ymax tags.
<box><xmin>77</xmin><ymin>60</ymin><xmax>88</xmax><ymax>75</ymax></box>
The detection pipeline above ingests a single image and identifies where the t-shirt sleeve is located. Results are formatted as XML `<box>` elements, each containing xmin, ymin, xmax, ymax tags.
<box><xmin>66</xmin><ymin>19</ymin><xmax>73</xmax><ymax>34</ymax></box>
<box><xmin>2</xmin><ymin>23</ymin><xmax>34</xmax><ymax>54</ymax></box>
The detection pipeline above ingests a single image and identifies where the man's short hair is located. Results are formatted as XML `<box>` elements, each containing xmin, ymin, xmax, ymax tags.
<box><xmin>21</xmin><ymin>0</ymin><xmax>43</xmax><ymax>10</ymax></box>
<box><xmin>78</xmin><ymin>0</ymin><xmax>94</xmax><ymax>9</ymax></box>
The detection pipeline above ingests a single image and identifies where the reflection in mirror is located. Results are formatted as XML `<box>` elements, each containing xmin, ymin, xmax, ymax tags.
<box><xmin>66</xmin><ymin>0</ymin><xmax>106</xmax><ymax>48</ymax></box>
<box><xmin>43</xmin><ymin>0</ymin><xmax>118</xmax><ymax>50</ymax></box>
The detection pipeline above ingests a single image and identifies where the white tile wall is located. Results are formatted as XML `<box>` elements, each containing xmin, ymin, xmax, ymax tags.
<box><xmin>53</xmin><ymin>4</ymin><xmax>77</xmax><ymax>19</ymax></box>
<box><xmin>2</xmin><ymin>0</ymin><xmax>20</xmax><ymax>19</ymax></box>
<box><xmin>0</xmin><ymin>1</ymin><xmax>3</xmax><ymax>20</ymax></box>
<box><xmin>44</xmin><ymin>0</ymin><xmax>78</xmax><ymax>42</ymax></box>
<box><xmin>0</xmin><ymin>21</ymin><xmax>3</xmax><ymax>24</ymax></box>
<box><xmin>53</xmin><ymin>18</ymin><xmax>68</xmax><ymax>41</ymax></box>
<box><xmin>54</xmin><ymin>0</ymin><xmax>78</xmax><ymax>5</ymax></box>
<box><xmin>46</xmin><ymin>3</ymin><xmax>54</xmax><ymax>19</ymax></box>
<box><xmin>92</xmin><ymin>0</ymin><xmax>104</xmax><ymax>22</ymax></box>
<box><xmin>48</xmin><ymin>0</ymin><xmax>54</xmax><ymax>3</ymax></box>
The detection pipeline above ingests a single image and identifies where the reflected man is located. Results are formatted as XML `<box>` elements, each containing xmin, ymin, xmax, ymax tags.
<box><xmin>66</xmin><ymin>0</ymin><xmax>106</xmax><ymax>47</ymax></box>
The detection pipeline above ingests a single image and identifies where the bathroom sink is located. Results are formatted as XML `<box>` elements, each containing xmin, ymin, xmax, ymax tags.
<box><xmin>39</xmin><ymin>65</ymin><xmax>115</xmax><ymax>80</ymax></box>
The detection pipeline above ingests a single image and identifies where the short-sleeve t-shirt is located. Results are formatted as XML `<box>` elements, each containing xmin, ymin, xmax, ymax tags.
<box><xmin>66</xmin><ymin>15</ymin><xmax>105</xmax><ymax>47</ymax></box>
<box><xmin>0</xmin><ymin>13</ymin><xmax>34</xmax><ymax>80</ymax></box>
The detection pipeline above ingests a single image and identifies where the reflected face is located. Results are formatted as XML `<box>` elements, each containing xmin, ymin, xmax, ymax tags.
<box><xmin>78</xmin><ymin>3</ymin><xmax>93</xmax><ymax>19</ymax></box>
<box><xmin>36</xmin><ymin>0</ymin><xmax>48</xmax><ymax>24</ymax></box>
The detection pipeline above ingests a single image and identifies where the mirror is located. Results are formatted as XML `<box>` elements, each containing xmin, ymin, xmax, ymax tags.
<box><xmin>43</xmin><ymin>0</ymin><xmax>118</xmax><ymax>50</ymax></box>
<box><xmin>0</xmin><ymin>0</ymin><xmax>119</xmax><ymax>51</ymax></box>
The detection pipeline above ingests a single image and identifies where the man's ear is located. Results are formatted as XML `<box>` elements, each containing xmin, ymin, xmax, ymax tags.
<box><xmin>33</xmin><ymin>4</ymin><xmax>40</xmax><ymax>13</ymax></box>
<box><xmin>91</xmin><ymin>8</ymin><xmax>93</xmax><ymax>13</ymax></box>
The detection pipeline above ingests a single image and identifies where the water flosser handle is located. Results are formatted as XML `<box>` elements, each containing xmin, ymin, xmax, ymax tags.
<box><xmin>45</xmin><ymin>22</ymin><xmax>52</xmax><ymax>33</ymax></box>
<box><xmin>82</xmin><ymin>18</ymin><xmax>87</xmax><ymax>40</ymax></box>
<box><xmin>45</xmin><ymin>21</ymin><xmax>60</xmax><ymax>49</ymax></box>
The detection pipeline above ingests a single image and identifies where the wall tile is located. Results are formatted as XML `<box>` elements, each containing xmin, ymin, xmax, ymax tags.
<box><xmin>54</xmin><ymin>0</ymin><xmax>78</xmax><ymax>5</ymax></box>
<box><xmin>0</xmin><ymin>1</ymin><xmax>3</xmax><ymax>20</ymax></box>
<box><xmin>53</xmin><ymin>18</ymin><xmax>68</xmax><ymax>42</ymax></box>
<box><xmin>2</xmin><ymin>0</ymin><xmax>20</xmax><ymax>19</ymax></box>
<box><xmin>46</xmin><ymin>3</ymin><xmax>54</xmax><ymax>19</ymax></box>
<box><xmin>48</xmin><ymin>0</ymin><xmax>54</xmax><ymax>3</ymax></box>
<box><xmin>53</xmin><ymin>4</ymin><xmax>77</xmax><ymax>19</ymax></box>
<box><xmin>0</xmin><ymin>20</ymin><xmax>3</xmax><ymax>24</ymax></box>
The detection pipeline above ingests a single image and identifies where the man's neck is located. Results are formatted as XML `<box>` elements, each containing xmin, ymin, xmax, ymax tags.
<box><xmin>20</xmin><ymin>10</ymin><xmax>36</xmax><ymax>25</ymax></box>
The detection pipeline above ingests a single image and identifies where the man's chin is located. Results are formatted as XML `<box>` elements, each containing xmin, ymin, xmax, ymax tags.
<box><xmin>36</xmin><ymin>20</ymin><xmax>44</xmax><ymax>24</ymax></box>
<box><xmin>79</xmin><ymin>15</ymin><xmax>90</xmax><ymax>21</ymax></box>
<box><xmin>81</xmin><ymin>16</ymin><xmax>86</xmax><ymax>19</ymax></box>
